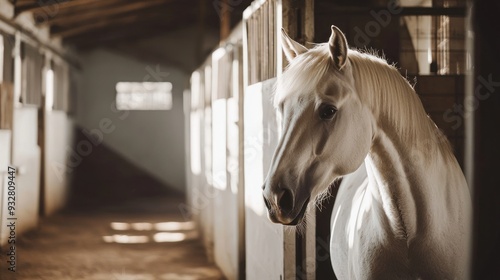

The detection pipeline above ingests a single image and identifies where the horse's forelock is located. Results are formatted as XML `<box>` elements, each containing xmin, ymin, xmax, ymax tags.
<box><xmin>274</xmin><ymin>44</ymin><xmax>332</xmax><ymax>108</ymax></box>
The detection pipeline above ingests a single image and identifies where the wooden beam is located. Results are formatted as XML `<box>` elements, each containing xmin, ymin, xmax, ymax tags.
<box><xmin>50</xmin><ymin>7</ymin><xmax>173</xmax><ymax>38</ymax></box>
<box><xmin>51</xmin><ymin>15</ymin><xmax>138</xmax><ymax>37</ymax></box>
<box><xmin>38</xmin><ymin>0</ymin><xmax>174</xmax><ymax>26</ymax></box>
<box><xmin>64</xmin><ymin>14</ymin><xmax>197</xmax><ymax>49</ymax></box>
<box><xmin>15</xmin><ymin>0</ymin><xmax>36</xmax><ymax>6</ymax></box>
<box><xmin>64</xmin><ymin>5</ymin><xmax>224</xmax><ymax>49</ymax></box>
<box><xmin>27</xmin><ymin>0</ymin><xmax>103</xmax><ymax>23</ymax></box>
<box><xmin>34</xmin><ymin>0</ymin><xmax>121</xmax><ymax>24</ymax></box>
<box><xmin>15</xmin><ymin>0</ymin><xmax>75</xmax><ymax>15</ymax></box>
<box><xmin>110</xmin><ymin>44</ymin><xmax>192</xmax><ymax>73</ymax></box>
<box><xmin>0</xmin><ymin>12</ymin><xmax>80</xmax><ymax>68</ymax></box>
<box><xmin>51</xmin><ymin>0</ymin><xmax>196</xmax><ymax>38</ymax></box>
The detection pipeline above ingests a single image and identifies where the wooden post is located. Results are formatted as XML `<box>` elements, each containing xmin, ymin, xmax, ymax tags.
<box><xmin>196</xmin><ymin>0</ymin><xmax>206</xmax><ymax>66</ymax></box>
<box><xmin>467</xmin><ymin>0</ymin><xmax>500</xmax><ymax>278</ymax></box>
<box><xmin>220</xmin><ymin>0</ymin><xmax>231</xmax><ymax>41</ymax></box>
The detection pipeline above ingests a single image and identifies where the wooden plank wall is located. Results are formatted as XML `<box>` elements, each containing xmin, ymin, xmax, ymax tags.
<box><xmin>21</xmin><ymin>42</ymin><xmax>43</xmax><ymax>107</ymax></box>
<box><xmin>0</xmin><ymin>82</ymin><xmax>13</xmax><ymax>129</ymax></box>
<box><xmin>414</xmin><ymin>75</ymin><xmax>465</xmax><ymax>166</ymax></box>
<box><xmin>245</xmin><ymin>0</ymin><xmax>277</xmax><ymax>85</ymax></box>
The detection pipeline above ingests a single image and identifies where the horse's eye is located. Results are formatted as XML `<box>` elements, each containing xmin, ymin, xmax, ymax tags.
<box><xmin>319</xmin><ymin>105</ymin><xmax>337</xmax><ymax>120</ymax></box>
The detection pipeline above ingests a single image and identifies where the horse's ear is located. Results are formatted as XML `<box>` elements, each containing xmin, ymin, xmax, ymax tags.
<box><xmin>329</xmin><ymin>25</ymin><xmax>348</xmax><ymax>70</ymax></box>
<box><xmin>281</xmin><ymin>28</ymin><xmax>308</xmax><ymax>62</ymax></box>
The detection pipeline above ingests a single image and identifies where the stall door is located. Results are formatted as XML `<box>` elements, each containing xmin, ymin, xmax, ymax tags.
<box><xmin>11</xmin><ymin>106</ymin><xmax>41</xmax><ymax>235</ymax></box>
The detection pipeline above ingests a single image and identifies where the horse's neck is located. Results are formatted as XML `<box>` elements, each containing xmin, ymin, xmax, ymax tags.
<box><xmin>365</xmin><ymin>128</ymin><xmax>465</xmax><ymax>242</ymax></box>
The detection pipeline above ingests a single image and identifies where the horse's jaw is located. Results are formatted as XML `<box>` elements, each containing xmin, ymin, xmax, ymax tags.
<box><xmin>266</xmin><ymin>195</ymin><xmax>311</xmax><ymax>226</ymax></box>
<box><xmin>284</xmin><ymin>197</ymin><xmax>310</xmax><ymax>226</ymax></box>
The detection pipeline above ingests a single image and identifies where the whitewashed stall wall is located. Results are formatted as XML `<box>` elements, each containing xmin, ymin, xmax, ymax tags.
<box><xmin>44</xmin><ymin>110</ymin><xmax>74</xmax><ymax>215</ymax></box>
<box><xmin>187</xmin><ymin>25</ymin><xmax>246</xmax><ymax>280</ymax></box>
<box><xmin>0</xmin><ymin>0</ymin><xmax>74</xmax><ymax>246</ymax></box>
<box><xmin>186</xmin><ymin>1</ymin><xmax>315</xmax><ymax>279</ymax></box>
<box><xmin>244</xmin><ymin>78</ymin><xmax>290</xmax><ymax>280</ymax></box>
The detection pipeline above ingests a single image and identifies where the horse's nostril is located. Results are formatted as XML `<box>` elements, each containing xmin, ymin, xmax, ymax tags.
<box><xmin>278</xmin><ymin>188</ymin><xmax>294</xmax><ymax>213</ymax></box>
<box><xmin>263</xmin><ymin>195</ymin><xmax>271</xmax><ymax>210</ymax></box>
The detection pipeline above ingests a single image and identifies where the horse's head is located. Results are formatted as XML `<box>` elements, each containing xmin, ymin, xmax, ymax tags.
<box><xmin>263</xmin><ymin>26</ymin><xmax>374</xmax><ymax>225</ymax></box>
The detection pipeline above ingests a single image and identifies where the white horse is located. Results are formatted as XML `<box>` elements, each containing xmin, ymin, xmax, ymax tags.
<box><xmin>262</xmin><ymin>25</ymin><xmax>471</xmax><ymax>279</ymax></box>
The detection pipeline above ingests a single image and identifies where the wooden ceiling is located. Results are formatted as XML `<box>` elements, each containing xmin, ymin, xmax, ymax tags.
<box><xmin>11</xmin><ymin>0</ymin><xmax>251</xmax><ymax>49</ymax></box>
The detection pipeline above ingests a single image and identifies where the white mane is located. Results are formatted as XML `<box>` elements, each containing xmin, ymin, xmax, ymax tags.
<box><xmin>275</xmin><ymin>43</ymin><xmax>454</xmax><ymax>161</ymax></box>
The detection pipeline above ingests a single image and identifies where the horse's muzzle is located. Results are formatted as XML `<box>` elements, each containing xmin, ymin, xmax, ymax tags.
<box><xmin>263</xmin><ymin>191</ymin><xmax>310</xmax><ymax>225</ymax></box>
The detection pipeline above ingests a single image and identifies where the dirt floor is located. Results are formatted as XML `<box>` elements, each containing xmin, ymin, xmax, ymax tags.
<box><xmin>0</xmin><ymin>195</ymin><xmax>224</xmax><ymax>280</ymax></box>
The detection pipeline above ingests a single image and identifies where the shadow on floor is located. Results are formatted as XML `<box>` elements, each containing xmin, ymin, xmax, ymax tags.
<box><xmin>1</xmin><ymin>133</ymin><xmax>223</xmax><ymax>279</ymax></box>
<box><xmin>1</xmin><ymin>195</ymin><xmax>224</xmax><ymax>280</ymax></box>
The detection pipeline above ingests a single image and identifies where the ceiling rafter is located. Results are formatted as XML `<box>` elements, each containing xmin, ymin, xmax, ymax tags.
<box><xmin>10</xmin><ymin>0</ymin><xmax>253</xmax><ymax>49</ymax></box>
<box><xmin>62</xmin><ymin>4</ymin><xmax>225</xmax><ymax>49</ymax></box>
<box><xmin>51</xmin><ymin>3</ymin><xmax>190</xmax><ymax>38</ymax></box>
<box><xmin>14</xmin><ymin>0</ymin><xmax>78</xmax><ymax>15</ymax></box>
<box><xmin>38</xmin><ymin>0</ymin><xmax>175</xmax><ymax>26</ymax></box>
<box><xmin>34</xmin><ymin>0</ymin><xmax>124</xmax><ymax>23</ymax></box>
<box><xmin>66</xmin><ymin>16</ymin><xmax>200</xmax><ymax>49</ymax></box>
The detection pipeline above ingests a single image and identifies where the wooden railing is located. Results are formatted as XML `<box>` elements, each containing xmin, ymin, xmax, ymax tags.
<box><xmin>244</xmin><ymin>0</ymin><xmax>278</xmax><ymax>85</ymax></box>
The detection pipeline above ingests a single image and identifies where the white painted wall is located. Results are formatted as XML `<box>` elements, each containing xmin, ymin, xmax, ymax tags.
<box><xmin>186</xmin><ymin>39</ymin><xmax>246</xmax><ymax>280</ymax></box>
<box><xmin>11</xmin><ymin>107</ymin><xmax>41</xmax><ymax>237</ymax></box>
<box><xmin>44</xmin><ymin>110</ymin><xmax>74</xmax><ymax>215</ymax></box>
<box><xmin>0</xmin><ymin>129</ymin><xmax>12</xmax><ymax>246</ymax></box>
<box><xmin>187</xmin><ymin>70</ymin><xmax>204</xmax><ymax>226</ymax></box>
<box><xmin>201</xmin><ymin>66</ymin><xmax>214</xmax><ymax>259</ymax></box>
<box><xmin>186</xmin><ymin>66</ymin><xmax>215</xmax><ymax>264</ymax></box>
<box><xmin>76</xmin><ymin>49</ymin><xmax>187</xmax><ymax>191</ymax></box>
<box><xmin>211</xmin><ymin>48</ymin><xmax>243</xmax><ymax>280</ymax></box>
<box><xmin>0</xmin><ymin>0</ymin><xmax>74</xmax><ymax>247</ymax></box>
<box><xmin>244</xmin><ymin>79</ymin><xmax>287</xmax><ymax>280</ymax></box>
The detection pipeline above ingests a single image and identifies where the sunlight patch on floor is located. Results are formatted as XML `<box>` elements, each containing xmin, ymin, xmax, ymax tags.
<box><xmin>104</xmin><ymin>221</ymin><xmax>198</xmax><ymax>244</ymax></box>
<box><xmin>102</xmin><ymin>235</ymin><xmax>149</xmax><ymax>244</ymax></box>
<box><xmin>110</xmin><ymin>221</ymin><xmax>196</xmax><ymax>231</ymax></box>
